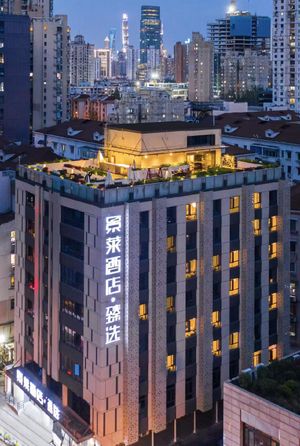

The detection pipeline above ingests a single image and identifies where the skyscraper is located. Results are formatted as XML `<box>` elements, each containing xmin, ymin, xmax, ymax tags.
<box><xmin>109</xmin><ymin>28</ymin><xmax>117</xmax><ymax>60</ymax></box>
<box><xmin>272</xmin><ymin>0</ymin><xmax>300</xmax><ymax>111</ymax></box>
<box><xmin>188</xmin><ymin>32</ymin><xmax>213</xmax><ymax>102</ymax></box>
<box><xmin>0</xmin><ymin>14</ymin><xmax>31</xmax><ymax>143</ymax></box>
<box><xmin>208</xmin><ymin>1</ymin><xmax>271</xmax><ymax>98</ymax></box>
<box><xmin>70</xmin><ymin>35</ymin><xmax>95</xmax><ymax>87</ymax></box>
<box><xmin>140</xmin><ymin>5</ymin><xmax>161</xmax><ymax>75</ymax></box>
<box><xmin>122</xmin><ymin>13</ymin><xmax>129</xmax><ymax>54</ymax></box>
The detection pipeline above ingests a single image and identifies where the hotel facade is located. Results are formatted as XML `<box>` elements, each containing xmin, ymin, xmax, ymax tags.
<box><xmin>10</xmin><ymin>124</ymin><xmax>290</xmax><ymax>445</ymax></box>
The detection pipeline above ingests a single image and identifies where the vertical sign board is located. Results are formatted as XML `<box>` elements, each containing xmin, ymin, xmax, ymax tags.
<box><xmin>104</xmin><ymin>215</ymin><xmax>122</xmax><ymax>345</ymax></box>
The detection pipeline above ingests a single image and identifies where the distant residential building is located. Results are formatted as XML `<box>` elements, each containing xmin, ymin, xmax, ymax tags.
<box><xmin>0</xmin><ymin>0</ymin><xmax>53</xmax><ymax>17</ymax></box>
<box><xmin>113</xmin><ymin>89</ymin><xmax>185</xmax><ymax>123</ymax></box>
<box><xmin>272</xmin><ymin>0</ymin><xmax>300</xmax><ymax>111</ymax></box>
<box><xmin>0</xmin><ymin>14</ymin><xmax>31</xmax><ymax>143</ymax></box>
<box><xmin>188</xmin><ymin>32</ymin><xmax>213</xmax><ymax>102</ymax></box>
<box><xmin>33</xmin><ymin>119</ymin><xmax>105</xmax><ymax>159</ymax></box>
<box><xmin>224</xmin><ymin>354</ymin><xmax>300</xmax><ymax>446</ymax></box>
<box><xmin>31</xmin><ymin>15</ymin><xmax>70</xmax><ymax>130</ymax></box>
<box><xmin>208</xmin><ymin>4</ymin><xmax>271</xmax><ymax>98</ymax></box>
<box><xmin>222</xmin><ymin>49</ymin><xmax>271</xmax><ymax>99</ymax></box>
<box><xmin>126</xmin><ymin>45</ymin><xmax>137</xmax><ymax>81</ymax></box>
<box><xmin>217</xmin><ymin>110</ymin><xmax>300</xmax><ymax>181</ymax></box>
<box><xmin>145</xmin><ymin>81</ymin><xmax>189</xmax><ymax>100</ymax></box>
<box><xmin>94</xmin><ymin>48</ymin><xmax>111</xmax><ymax>80</ymax></box>
<box><xmin>290</xmin><ymin>185</ymin><xmax>300</xmax><ymax>348</ymax></box>
<box><xmin>71</xmin><ymin>95</ymin><xmax>115</xmax><ymax>122</ymax></box>
<box><xmin>174</xmin><ymin>41</ymin><xmax>189</xmax><ymax>83</ymax></box>
<box><xmin>70</xmin><ymin>35</ymin><xmax>95</xmax><ymax>87</ymax></box>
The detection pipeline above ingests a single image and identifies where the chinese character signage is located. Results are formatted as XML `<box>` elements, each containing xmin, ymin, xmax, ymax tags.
<box><xmin>16</xmin><ymin>369</ymin><xmax>61</xmax><ymax>421</ymax></box>
<box><xmin>105</xmin><ymin>215</ymin><xmax>122</xmax><ymax>345</ymax></box>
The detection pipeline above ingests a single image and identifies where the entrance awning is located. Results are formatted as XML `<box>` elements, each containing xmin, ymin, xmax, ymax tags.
<box><xmin>6</xmin><ymin>366</ymin><xmax>94</xmax><ymax>445</ymax></box>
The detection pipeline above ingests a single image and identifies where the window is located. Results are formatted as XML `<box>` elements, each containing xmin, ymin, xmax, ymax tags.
<box><xmin>139</xmin><ymin>272</ymin><xmax>149</xmax><ymax>290</ymax></box>
<box><xmin>290</xmin><ymin>219</ymin><xmax>297</xmax><ymax>234</ymax></box>
<box><xmin>185</xmin><ymin>318</ymin><xmax>197</xmax><ymax>338</ymax></box>
<box><xmin>167</xmin><ymin>207</ymin><xmax>176</xmax><ymax>224</ymax></box>
<box><xmin>269</xmin><ymin>243</ymin><xmax>278</xmax><ymax>259</ymax></box>
<box><xmin>186</xmin><ymin>259</ymin><xmax>197</xmax><ymax>279</ymax></box>
<box><xmin>211</xmin><ymin>311</ymin><xmax>221</xmax><ymax>328</ymax></box>
<box><xmin>229</xmin><ymin>278</ymin><xmax>239</xmax><ymax>296</ymax></box>
<box><xmin>62</xmin><ymin>325</ymin><xmax>83</xmax><ymax>351</ymax></box>
<box><xmin>186</xmin><ymin>232</ymin><xmax>197</xmax><ymax>250</ymax></box>
<box><xmin>290</xmin><ymin>241</ymin><xmax>296</xmax><ymax>252</ymax></box>
<box><xmin>167</xmin><ymin>235</ymin><xmax>176</xmax><ymax>253</ymax></box>
<box><xmin>212</xmin><ymin>339</ymin><xmax>221</xmax><ymax>356</ymax></box>
<box><xmin>229</xmin><ymin>332</ymin><xmax>239</xmax><ymax>349</ymax></box>
<box><xmin>253</xmin><ymin>219</ymin><xmax>261</xmax><ymax>236</ymax></box>
<box><xmin>186</xmin><ymin>347</ymin><xmax>196</xmax><ymax>366</ymax></box>
<box><xmin>186</xmin><ymin>203</ymin><xmax>197</xmax><ymax>221</ymax></box>
<box><xmin>229</xmin><ymin>250</ymin><xmax>239</xmax><ymax>268</ymax></box>
<box><xmin>167</xmin><ymin>266</ymin><xmax>176</xmax><ymax>284</ymax></box>
<box><xmin>269</xmin><ymin>345</ymin><xmax>278</xmax><ymax>362</ymax></box>
<box><xmin>269</xmin><ymin>190</ymin><xmax>277</xmax><ymax>206</ymax></box>
<box><xmin>253</xmin><ymin>192</ymin><xmax>262</xmax><ymax>209</ymax></box>
<box><xmin>166</xmin><ymin>296</ymin><xmax>175</xmax><ymax>313</ymax></box>
<box><xmin>187</xmin><ymin>134</ymin><xmax>215</xmax><ymax>147</ymax></box>
<box><xmin>62</xmin><ymin>299</ymin><xmax>83</xmax><ymax>320</ymax></box>
<box><xmin>186</xmin><ymin>290</ymin><xmax>196</xmax><ymax>308</ymax></box>
<box><xmin>230</xmin><ymin>196</ymin><xmax>240</xmax><ymax>213</ymax></box>
<box><xmin>213</xmin><ymin>199</ymin><xmax>221</xmax><ymax>216</ymax></box>
<box><xmin>61</xmin><ymin>206</ymin><xmax>84</xmax><ymax>229</ymax></box>
<box><xmin>244</xmin><ymin>423</ymin><xmax>279</xmax><ymax>446</ymax></box>
<box><xmin>253</xmin><ymin>351</ymin><xmax>262</xmax><ymax>367</ymax></box>
<box><xmin>212</xmin><ymin>254</ymin><xmax>221</xmax><ymax>271</ymax></box>
<box><xmin>139</xmin><ymin>304</ymin><xmax>148</xmax><ymax>321</ymax></box>
<box><xmin>61</xmin><ymin>236</ymin><xmax>84</xmax><ymax>260</ymax></box>
<box><xmin>167</xmin><ymin>384</ymin><xmax>175</xmax><ymax>408</ymax></box>
<box><xmin>269</xmin><ymin>216</ymin><xmax>278</xmax><ymax>232</ymax></box>
<box><xmin>185</xmin><ymin>377</ymin><xmax>194</xmax><ymax>400</ymax></box>
<box><xmin>166</xmin><ymin>354</ymin><xmax>176</xmax><ymax>372</ymax></box>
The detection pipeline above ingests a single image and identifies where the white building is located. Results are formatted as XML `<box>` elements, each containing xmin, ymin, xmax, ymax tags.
<box><xmin>70</xmin><ymin>35</ymin><xmax>95</xmax><ymax>87</ymax></box>
<box><xmin>31</xmin><ymin>15</ymin><xmax>70</xmax><ymax>130</ymax></box>
<box><xmin>94</xmin><ymin>48</ymin><xmax>111</xmax><ymax>80</ymax></box>
<box><xmin>272</xmin><ymin>0</ymin><xmax>300</xmax><ymax>111</ymax></box>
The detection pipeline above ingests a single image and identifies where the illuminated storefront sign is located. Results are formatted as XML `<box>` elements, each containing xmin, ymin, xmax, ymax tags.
<box><xmin>16</xmin><ymin>369</ymin><xmax>61</xmax><ymax>421</ymax></box>
<box><xmin>105</xmin><ymin>215</ymin><xmax>122</xmax><ymax>345</ymax></box>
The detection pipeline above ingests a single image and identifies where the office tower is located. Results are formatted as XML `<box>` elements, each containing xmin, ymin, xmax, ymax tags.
<box><xmin>109</xmin><ymin>28</ymin><xmax>117</xmax><ymax>59</ymax></box>
<box><xmin>94</xmin><ymin>48</ymin><xmax>111</xmax><ymax>80</ymax></box>
<box><xmin>31</xmin><ymin>15</ymin><xmax>70</xmax><ymax>130</ymax></box>
<box><xmin>0</xmin><ymin>15</ymin><xmax>30</xmax><ymax>143</ymax></box>
<box><xmin>188</xmin><ymin>32</ymin><xmax>213</xmax><ymax>102</ymax></box>
<box><xmin>122</xmin><ymin>13</ymin><xmax>129</xmax><ymax>54</ymax></box>
<box><xmin>0</xmin><ymin>0</ymin><xmax>53</xmax><ymax>17</ymax></box>
<box><xmin>126</xmin><ymin>45</ymin><xmax>136</xmax><ymax>81</ymax></box>
<box><xmin>70</xmin><ymin>35</ymin><xmax>95</xmax><ymax>87</ymax></box>
<box><xmin>272</xmin><ymin>0</ymin><xmax>300</xmax><ymax>111</ymax></box>
<box><xmin>174</xmin><ymin>41</ymin><xmax>189</xmax><ymax>83</ymax></box>
<box><xmin>139</xmin><ymin>5</ymin><xmax>161</xmax><ymax>79</ymax></box>
<box><xmin>208</xmin><ymin>1</ymin><xmax>271</xmax><ymax>98</ymax></box>
<box><xmin>12</xmin><ymin>120</ymin><xmax>289</xmax><ymax>446</ymax></box>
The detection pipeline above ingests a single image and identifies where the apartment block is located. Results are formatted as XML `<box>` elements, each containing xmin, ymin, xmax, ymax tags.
<box><xmin>10</xmin><ymin>122</ymin><xmax>290</xmax><ymax>446</ymax></box>
<box><xmin>188</xmin><ymin>32</ymin><xmax>213</xmax><ymax>102</ymax></box>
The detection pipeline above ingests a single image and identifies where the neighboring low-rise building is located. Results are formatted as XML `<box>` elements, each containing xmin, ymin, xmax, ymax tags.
<box><xmin>216</xmin><ymin>110</ymin><xmax>300</xmax><ymax>181</ymax></box>
<box><xmin>9</xmin><ymin>121</ymin><xmax>290</xmax><ymax>446</ymax></box>
<box><xmin>33</xmin><ymin>120</ymin><xmax>105</xmax><ymax>160</ymax></box>
<box><xmin>71</xmin><ymin>95</ymin><xmax>116</xmax><ymax>122</ymax></box>
<box><xmin>224</xmin><ymin>352</ymin><xmax>300</xmax><ymax>445</ymax></box>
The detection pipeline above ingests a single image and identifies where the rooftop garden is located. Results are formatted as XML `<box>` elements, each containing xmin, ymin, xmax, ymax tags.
<box><xmin>236</xmin><ymin>355</ymin><xmax>300</xmax><ymax>415</ymax></box>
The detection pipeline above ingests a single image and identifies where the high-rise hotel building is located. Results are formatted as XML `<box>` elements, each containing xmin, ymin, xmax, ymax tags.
<box><xmin>272</xmin><ymin>0</ymin><xmax>300</xmax><ymax>111</ymax></box>
<box><xmin>11</xmin><ymin>122</ymin><xmax>290</xmax><ymax>446</ymax></box>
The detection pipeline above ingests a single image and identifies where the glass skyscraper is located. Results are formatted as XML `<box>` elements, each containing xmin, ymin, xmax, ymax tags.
<box><xmin>140</xmin><ymin>5</ymin><xmax>161</xmax><ymax>65</ymax></box>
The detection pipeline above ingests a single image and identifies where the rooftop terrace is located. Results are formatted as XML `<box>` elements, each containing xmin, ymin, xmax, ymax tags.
<box><xmin>235</xmin><ymin>353</ymin><xmax>300</xmax><ymax>415</ymax></box>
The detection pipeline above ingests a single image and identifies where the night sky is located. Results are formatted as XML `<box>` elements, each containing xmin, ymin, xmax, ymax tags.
<box><xmin>55</xmin><ymin>0</ymin><xmax>272</xmax><ymax>52</ymax></box>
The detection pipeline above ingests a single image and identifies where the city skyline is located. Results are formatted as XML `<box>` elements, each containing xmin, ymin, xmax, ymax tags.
<box><xmin>55</xmin><ymin>0</ymin><xmax>272</xmax><ymax>51</ymax></box>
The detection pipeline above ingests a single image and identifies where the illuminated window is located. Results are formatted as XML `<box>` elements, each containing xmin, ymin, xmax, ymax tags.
<box><xmin>186</xmin><ymin>203</ymin><xmax>197</xmax><ymax>221</ymax></box>
<box><xmin>229</xmin><ymin>332</ymin><xmax>239</xmax><ymax>349</ymax></box>
<box><xmin>211</xmin><ymin>311</ymin><xmax>221</xmax><ymax>328</ymax></box>
<box><xmin>166</xmin><ymin>296</ymin><xmax>175</xmax><ymax>313</ymax></box>
<box><xmin>253</xmin><ymin>192</ymin><xmax>262</xmax><ymax>209</ymax></box>
<box><xmin>10</xmin><ymin>231</ymin><xmax>16</xmax><ymax>244</ymax></box>
<box><xmin>229</xmin><ymin>250</ymin><xmax>239</xmax><ymax>268</ymax></box>
<box><xmin>166</xmin><ymin>354</ymin><xmax>176</xmax><ymax>372</ymax></box>
<box><xmin>269</xmin><ymin>293</ymin><xmax>278</xmax><ymax>310</ymax></box>
<box><xmin>269</xmin><ymin>345</ymin><xmax>278</xmax><ymax>362</ymax></box>
<box><xmin>269</xmin><ymin>243</ymin><xmax>278</xmax><ymax>259</ymax></box>
<box><xmin>10</xmin><ymin>274</ymin><xmax>15</xmax><ymax>290</ymax></box>
<box><xmin>212</xmin><ymin>255</ymin><xmax>221</xmax><ymax>272</ymax></box>
<box><xmin>230</xmin><ymin>196</ymin><xmax>240</xmax><ymax>213</ymax></box>
<box><xmin>269</xmin><ymin>216</ymin><xmax>278</xmax><ymax>232</ymax></box>
<box><xmin>186</xmin><ymin>259</ymin><xmax>197</xmax><ymax>279</ymax></box>
<box><xmin>167</xmin><ymin>235</ymin><xmax>176</xmax><ymax>253</ymax></box>
<box><xmin>185</xmin><ymin>318</ymin><xmax>197</xmax><ymax>337</ymax></box>
<box><xmin>229</xmin><ymin>278</ymin><xmax>239</xmax><ymax>296</ymax></box>
<box><xmin>212</xmin><ymin>339</ymin><xmax>221</xmax><ymax>356</ymax></box>
<box><xmin>253</xmin><ymin>351</ymin><xmax>262</xmax><ymax>367</ymax></box>
<box><xmin>139</xmin><ymin>304</ymin><xmax>148</xmax><ymax>321</ymax></box>
<box><xmin>253</xmin><ymin>219</ymin><xmax>261</xmax><ymax>236</ymax></box>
